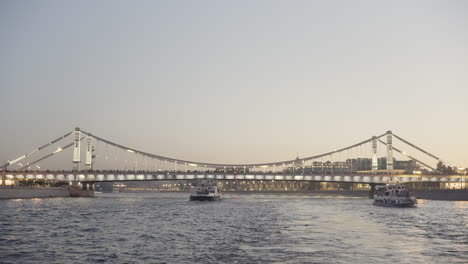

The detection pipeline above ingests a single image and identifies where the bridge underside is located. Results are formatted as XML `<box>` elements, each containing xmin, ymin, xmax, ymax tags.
<box><xmin>1</xmin><ymin>172</ymin><xmax>464</xmax><ymax>185</ymax></box>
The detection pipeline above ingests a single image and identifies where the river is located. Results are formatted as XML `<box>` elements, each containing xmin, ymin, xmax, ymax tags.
<box><xmin>0</xmin><ymin>193</ymin><xmax>467</xmax><ymax>263</ymax></box>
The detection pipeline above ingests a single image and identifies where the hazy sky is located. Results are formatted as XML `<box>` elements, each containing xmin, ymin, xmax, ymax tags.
<box><xmin>1</xmin><ymin>0</ymin><xmax>467</xmax><ymax>168</ymax></box>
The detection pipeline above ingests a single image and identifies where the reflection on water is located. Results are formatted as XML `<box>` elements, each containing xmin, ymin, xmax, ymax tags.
<box><xmin>454</xmin><ymin>200</ymin><xmax>468</xmax><ymax>209</ymax></box>
<box><xmin>0</xmin><ymin>193</ymin><xmax>467</xmax><ymax>264</ymax></box>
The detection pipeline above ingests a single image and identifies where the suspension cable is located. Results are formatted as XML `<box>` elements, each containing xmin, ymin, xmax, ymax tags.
<box><xmin>377</xmin><ymin>139</ymin><xmax>439</xmax><ymax>172</ymax></box>
<box><xmin>17</xmin><ymin>136</ymin><xmax>86</xmax><ymax>171</ymax></box>
<box><xmin>392</xmin><ymin>133</ymin><xmax>440</xmax><ymax>161</ymax></box>
<box><xmin>81</xmin><ymin>129</ymin><xmax>386</xmax><ymax>169</ymax></box>
<box><xmin>1</xmin><ymin>131</ymin><xmax>73</xmax><ymax>169</ymax></box>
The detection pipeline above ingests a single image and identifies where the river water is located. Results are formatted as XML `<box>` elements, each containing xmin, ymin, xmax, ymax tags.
<box><xmin>0</xmin><ymin>193</ymin><xmax>467</xmax><ymax>264</ymax></box>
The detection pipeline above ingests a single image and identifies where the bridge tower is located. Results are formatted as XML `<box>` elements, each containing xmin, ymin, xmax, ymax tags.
<box><xmin>386</xmin><ymin>130</ymin><xmax>394</xmax><ymax>173</ymax></box>
<box><xmin>72</xmin><ymin>127</ymin><xmax>81</xmax><ymax>171</ymax></box>
<box><xmin>371</xmin><ymin>136</ymin><xmax>378</xmax><ymax>173</ymax></box>
<box><xmin>85</xmin><ymin>135</ymin><xmax>93</xmax><ymax>170</ymax></box>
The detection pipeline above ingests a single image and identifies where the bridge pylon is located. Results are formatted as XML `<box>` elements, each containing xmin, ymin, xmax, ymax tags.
<box><xmin>72</xmin><ymin>127</ymin><xmax>81</xmax><ymax>171</ymax></box>
<box><xmin>386</xmin><ymin>130</ymin><xmax>394</xmax><ymax>173</ymax></box>
<box><xmin>372</xmin><ymin>136</ymin><xmax>378</xmax><ymax>173</ymax></box>
<box><xmin>85</xmin><ymin>135</ymin><xmax>93</xmax><ymax>170</ymax></box>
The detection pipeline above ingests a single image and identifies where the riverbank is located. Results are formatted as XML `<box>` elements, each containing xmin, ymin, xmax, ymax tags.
<box><xmin>225</xmin><ymin>189</ymin><xmax>468</xmax><ymax>201</ymax></box>
<box><xmin>413</xmin><ymin>189</ymin><xmax>468</xmax><ymax>201</ymax></box>
<box><xmin>3</xmin><ymin>187</ymin><xmax>467</xmax><ymax>201</ymax></box>
<box><xmin>223</xmin><ymin>190</ymin><xmax>369</xmax><ymax>198</ymax></box>
<box><xmin>0</xmin><ymin>186</ymin><xmax>94</xmax><ymax>199</ymax></box>
<box><xmin>0</xmin><ymin>186</ymin><xmax>69</xmax><ymax>199</ymax></box>
<box><xmin>121</xmin><ymin>189</ymin><xmax>468</xmax><ymax>201</ymax></box>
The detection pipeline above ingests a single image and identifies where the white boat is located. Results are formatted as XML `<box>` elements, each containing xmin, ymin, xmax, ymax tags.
<box><xmin>373</xmin><ymin>184</ymin><xmax>417</xmax><ymax>207</ymax></box>
<box><xmin>189</xmin><ymin>179</ymin><xmax>221</xmax><ymax>201</ymax></box>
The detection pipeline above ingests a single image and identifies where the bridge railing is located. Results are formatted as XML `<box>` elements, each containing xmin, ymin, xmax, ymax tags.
<box><xmin>1</xmin><ymin>170</ymin><xmax>466</xmax><ymax>186</ymax></box>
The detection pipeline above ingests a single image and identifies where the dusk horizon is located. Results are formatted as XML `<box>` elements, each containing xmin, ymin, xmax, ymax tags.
<box><xmin>1</xmin><ymin>1</ymin><xmax>467</xmax><ymax>168</ymax></box>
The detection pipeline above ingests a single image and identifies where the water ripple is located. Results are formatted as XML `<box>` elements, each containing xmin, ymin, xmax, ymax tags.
<box><xmin>0</xmin><ymin>193</ymin><xmax>467</xmax><ymax>263</ymax></box>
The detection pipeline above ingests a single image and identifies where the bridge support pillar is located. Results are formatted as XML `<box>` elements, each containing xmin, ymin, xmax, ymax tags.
<box><xmin>1</xmin><ymin>170</ymin><xmax>6</xmax><ymax>186</ymax></box>
<box><xmin>386</xmin><ymin>131</ymin><xmax>393</xmax><ymax>173</ymax></box>
<box><xmin>72</xmin><ymin>127</ymin><xmax>81</xmax><ymax>171</ymax></box>
<box><xmin>372</xmin><ymin>136</ymin><xmax>378</xmax><ymax>173</ymax></box>
<box><xmin>369</xmin><ymin>183</ymin><xmax>376</xmax><ymax>199</ymax></box>
<box><xmin>1</xmin><ymin>162</ymin><xmax>7</xmax><ymax>185</ymax></box>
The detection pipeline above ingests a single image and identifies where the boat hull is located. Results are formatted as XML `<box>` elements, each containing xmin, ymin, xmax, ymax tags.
<box><xmin>373</xmin><ymin>201</ymin><xmax>416</xmax><ymax>207</ymax></box>
<box><xmin>189</xmin><ymin>195</ymin><xmax>221</xmax><ymax>201</ymax></box>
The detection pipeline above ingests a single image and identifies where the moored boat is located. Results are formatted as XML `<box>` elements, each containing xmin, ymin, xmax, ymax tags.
<box><xmin>373</xmin><ymin>184</ymin><xmax>417</xmax><ymax>207</ymax></box>
<box><xmin>189</xmin><ymin>179</ymin><xmax>221</xmax><ymax>201</ymax></box>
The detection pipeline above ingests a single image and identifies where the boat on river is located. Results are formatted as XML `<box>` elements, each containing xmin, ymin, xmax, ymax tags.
<box><xmin>189</xmin><ymin>179</ymin><xmax>221</xmax><ymax>201</ymax></box>
<box><xmin>373</xmin><ymin>184</ymin><xmax>417</xmax><ymax>207</ymax></box>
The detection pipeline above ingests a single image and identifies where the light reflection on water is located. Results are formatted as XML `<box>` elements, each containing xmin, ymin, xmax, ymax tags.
<box><xmin>0</xmin><ymin>192</ymin><xmax>467</xmax><ymax>264</ymax></box>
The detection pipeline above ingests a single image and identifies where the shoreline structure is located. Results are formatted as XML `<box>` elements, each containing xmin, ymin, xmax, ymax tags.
<box><xmin>2</xmin><ymin>186</ymin><xmax>466</xmax><ymax>201</ymax></box>
<box><xmin>0</xmin><ymin>185</ymin><xmax>94</xmax><ymax>199</ymax></box>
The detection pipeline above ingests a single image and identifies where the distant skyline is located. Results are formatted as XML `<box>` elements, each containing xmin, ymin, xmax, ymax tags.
<box><xmin>1</xmin><ymin>1</ymin><xmax>467</xmax><ymax>168</ymax></box>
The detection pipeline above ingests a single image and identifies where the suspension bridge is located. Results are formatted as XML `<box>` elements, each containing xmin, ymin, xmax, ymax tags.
<box><xmin>0</xmin><ymin>128</ymin><xmax>465</xmax><ymax>189</ymax></box>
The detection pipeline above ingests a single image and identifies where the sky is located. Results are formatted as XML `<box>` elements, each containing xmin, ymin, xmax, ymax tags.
<box><xmin>0</xmin><ymin>0</ymin><xmax>467</xmax><ymax>169</ymax></box>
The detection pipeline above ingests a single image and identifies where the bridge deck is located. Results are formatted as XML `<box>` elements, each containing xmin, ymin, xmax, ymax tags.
<box><xmin>1</xmin><ymin>171</ymin><xmax>466</xmax><ymax>184</ymax></box>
